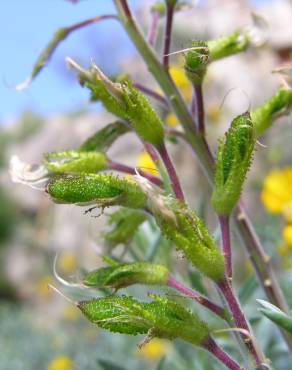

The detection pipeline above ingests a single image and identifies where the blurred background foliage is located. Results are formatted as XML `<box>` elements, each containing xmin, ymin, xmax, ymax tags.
<box><xmin>1</xmin><ymin>0</ymin><xmax>292</xmax><ymax>369</ymax></box>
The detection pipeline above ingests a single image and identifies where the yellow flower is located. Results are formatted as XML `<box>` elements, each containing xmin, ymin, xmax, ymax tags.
<box><xmin>36</xmin><ymin>275</ymin><xmax>54</xmax><ymax>298</ymax></box>
<box><xmin>283</xmin><ymin>202</ymin><xmax>292</xmax><ymax>223</ymax></box>
<box><xmin>283</xmin><ymin>225</ymin><xmax>292</xmax><ymax>245</ymax></box>
<box><xmin>58</xmin><ymin>253</ymin><xmax>77</xmax><ymax>274</ymax></box>
<box><xmin>137</xmin><ymin>151</ymin><xmax>158</xmax><ymax>175</ymax></box>
<box><xmin>166</xmin><ymin>112</ymin><xmax>179</xmax><ymax>127</ymax></box>
<box><xmin>138</xmin><ymin>339</ymin><xmax>170</xmax><ymax>361</ymax></box>
<box><xmin>47</xmin><ymin>356</ymin><xmax>74</xmax><ymax>370</ymax></box>
<box><xmin>170</xmin><ymin>66</ymin><xmax>192</xmax><ymax>102</ymax></box>
<box><xmin>261</xmin><ymin>168</ymin><xmax>292</xmax><ymax>214</ymax></box>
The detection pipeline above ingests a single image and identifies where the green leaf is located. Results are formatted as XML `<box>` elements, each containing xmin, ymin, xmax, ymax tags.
<box><xmin>78</xmin><ymin>121</ymin><xmax>130</xmax><ymax>152</ymax></box>
<box><xmin>47</xmin><ymin>174</ymin><xmax>147</xmax><ymax>209</ymax></box>
<box><xmin>251</xmin><ymin>89</ymin><xmax>292</xmax><ymax>137</ymax></box>
<box><xmin>44</xmin><ymin>150</ymin><xmax>108</xmax><ymax>174</ymax></box>
<box><xmin>212</xmin><ymin>112</ymin><xmax>255</xmax><ymax>215</ymax></box>
<box><xmin>98</xmin><ymin>359</ymin><xmax>127</xmax><ymax>370</ymax></box>
<box><xmin>77</xmin><ymin>295</ymin><xmax>210</xmax><ymax>346</ymax></box>
<box><xmin>105</xmin><ymin>208</ymin><xmax>147</xmax><ymax>247</ymax></box>
<box><xmin>82</xmin><ymin>262</ymin><xmax>170</xmax><ymax>289</ymax></box>
<box><xmin>258</xmin><ymin>299</ymin><xmax>292</xmax><ymax>335</ymax></box>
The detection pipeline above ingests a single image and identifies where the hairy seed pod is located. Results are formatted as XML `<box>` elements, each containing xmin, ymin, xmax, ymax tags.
<box><xmin>251</xmin><ymin>89</ymin><xmax>292</xmax><ymax>137</ymax></box>
<box><xmin>212</xmin><ymin>112</ymin><xmax>255</xmax><ymax>215</ymax></box>
<box><xmin>184</xmin><ymin>41</ymin><xmax>209</xmax><ymax>85</ymax></box>
<box><xmin>44</xmin><ymin>150</ymin><xmax>108</xmax><ymax>174</ymax></box>
<box><xmin>46</xmin><ymin>174</ymin><xmax>147</xmax><ymax>209</ymax></box>
<box><xmin>83</xmin><ymin>262</ymin><xmax>170</xmax><ymax>289</ymax></box>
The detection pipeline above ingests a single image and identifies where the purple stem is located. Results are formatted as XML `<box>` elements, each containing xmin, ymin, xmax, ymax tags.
<box><xmin>217</xmin><ymin>279</ymin><xmax>263</xmax><ymax>367</ymax></box>
<box><xmin>68</xmin><ymin>14</ymin><xmax>119</xmax><ymax>33</ymax></box>
<box><xmin>148</xmin><ymin>10</ymin><xmax>160</xmax><ymax>47</ymax></box>
<box><xmin>168</xmin><ymin>276</ymin><xmax>226</xmax><ymax>319</ymax></box>
<box><xmin>157</xmin><ymin>142</ymin><xmax>185</xmax><ymax>202</ymax></box>
<box><xmin>204</xmin><ymin>337</ymin><xmax>243</xmax><ymax>370</ymax></box>
<box><xmin>192</xmin><ymin>84</ymin><xmax>205</xmax><ymax>135</ymax></box>
<box><xmin>134</xmin><ymin>82</ymin><xmax>169</xmax><ymax>108</ymax></box>
<box><xmin>163</xmin><ymin>3</ymin><xmax>175</xmax><ymax>67</ymax></box>
<box><xmin>108</xmin><ymin>159</ymin><xmax>162</xmax><ymax>187</ymax></box>
<box><xmin>219</xmin><ymin>215</ymin><xmax>232</xmax><ymax>280</ymax></box>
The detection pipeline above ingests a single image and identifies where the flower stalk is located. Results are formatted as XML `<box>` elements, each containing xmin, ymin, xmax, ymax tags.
<box><xmin>219</xmin><ymin>215</ymin><xmax>232</xmax><ymax>280</ymax></box>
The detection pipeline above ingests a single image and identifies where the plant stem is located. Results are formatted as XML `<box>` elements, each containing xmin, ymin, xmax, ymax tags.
<box><xmin>148</xmin><ymin>10</ymin><xmax>160</xmax><ymax>47</ymax></box>
<box><xmin>133</xmin><ymin>82</ymin><xmax>169</xmax><ymax>108</ymax></box>
<box><xmin>219</xmin><ymin>215</ymin><xmax>232</xmax><ymax>280</ymax></box>
<box><xmin>113</xmin><ymin>0</ymin><xmax>292</xmax><ymax>351</ymax></box>
<box><xmin>204</xmin><ymin>337</ymin><xmax>243</xmax><ymax>370</ymax></box>
<box><xmin>163</xmin><ymin>2</ymin><xmax>175</xmax><ymax>67</ymax></box>
<box><xmin>168</xmin><ymin>276</ymin><xmax>226</xmax><ymax>319</ymax></box>
<box><xmin>217</xmin><ymin>278</ymin><xmax>265</xmax><ymax>367</ymax></box>
<box><xmin>192</xmin><ymin>84</ymin><xmax>205</xmax><ymax>135</ymax></box>
<box><xmin>157</xmin><ymin>142</ymin><xmax>185</xmax><ymax>202</ymax></box>
<box><xmin>108</xmin><ymin>159</ymin><xmax>162</xmax><ymax>186</ymax></box>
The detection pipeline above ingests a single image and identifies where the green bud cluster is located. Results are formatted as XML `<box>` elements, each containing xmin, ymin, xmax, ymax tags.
<box><xmin>83</xmin><ymin>262</ymin><xmax>169</xmax><ymax>289</ymax></box>
<box><xmin>184</xmin><ymin>41</ymin><xmax>209</xmax><ymax>85</ymax></box>
<box><xmin>105</xmin><ymin>208</ymin><xmax>147</xmax><ymax>247</ymax></box>
<box><xmin>207</xmin><ymin>30</ymin><xmax>249</xmax><ymax>62</ymax></box>
<box><xmin>212</xmin><ymin>112</ymin><xmax>255</xmax><ymax>215</ymax></box>
<box><xmin>149</xmin><ymin>196</ymin><xmax>225</xmax><ymax>281</ymax></box>
<box><xmin>46</xmin><ymin>174</ymin><xmax>147</xmax><ymax>209</ymax></box>
<box><xmin>251</xmin><ymin>89</ymin><xmax>292</xmax><ymax>137</ymax></box>
<box><xmin>78</xmin><ymin>121</ymin><xmax>130</xmax><ymax>152</ymax></box>
<box><xmin>78</xmin><ymin>294</ymin><xmax>209</xmax><ymax>345</ymax></box>
<box><xmin>78</xmin><ymin>64</ymin><xmax>165</xmax><ymax>147</ymax></box>
<box><xmin>44</xmin><ymin>150</ymin><xmax>108</xmax><ymax>175</ymax></box>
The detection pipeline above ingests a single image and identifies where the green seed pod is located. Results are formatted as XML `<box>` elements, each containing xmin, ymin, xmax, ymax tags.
<box><xmin>207</xmin><ymin>30</ymin><xmax>249</xmax><ymax>62</ymax></box>
<box><xmin>83</xmin><ymin>262</ymin><xmax>170</xmax><ymax>289</ymax></box>
<box><xmin>46</xmin><ymin>174</ymin><xmax>147</xmax><ymax>209</ymax></box>
<box><xmin>70</xmin><ymin>60</ymin><xmax>165</xmax><ymax>147</ymax></box>
<box><xmin>77</xmin><ymin>294</ymin><xmax>209</xmax><ymax>346</ymax></box>
<box><xmin>146</xmin><ymin>191</ymin><xmax>225</xmax><ymax>281</ymax></box>
<box><xmin>78</xmin><ymin>121</ymin><xmax>130</xmax><ymax>152</ymax></box>
<box><xmin>105</xmin><ymin>208</ymin><xmax>147</xmax><ymax>247</ymax></box>
<box><xmin>184</xmin><ymin>41</ymin><xmax>209</xmax><ymax>85</ymax></box>
<box><xmin>251</xmin><ymin>89</ymin><xmax>292</xmax><ymax>137</ymax></box>
<box><xmin>44</xmin><ymin>151</ymin><xmax>108</xmax><ymax>175</ymax></box>
<box><xmin>212</xmin><ymin>112</ymin><xmax>255</xmax><ymax>215</ymax></box>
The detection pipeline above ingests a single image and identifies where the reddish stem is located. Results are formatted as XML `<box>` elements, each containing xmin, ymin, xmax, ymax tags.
<box><xmin>168</xmin><ymin>276</ymin><xmax>226</xmax><ymax>319</ymax></box>
<box><xmin>217</xmin><ymin>279</ymin><xmax>264</xmax><ymax>367</ymax></box>
<box><xmin>67</xmin><ymin>14</ymin><xmax>118</xmax><ymax>33</ymax></box>
<box><xmin>157</xmin><ymin>143</ymin><xmax>185</xmax><ymax>202</ymax></box>
<box><xmin>204</xmin><ymin>337</ymin><xmax>243</xmax><ymax>370</ymax></box>
<box><xmin>148</xmin><ymin>10</ymin><xmax>160</xmax><ymax>47</ymax></box>
<box><xmin>163</xmin><ymin>3</ymin><xmax>175</xmax><ymax>67</ymax></box>
<box><xmin>219</xmin><ymin>215</ymin><xmax>232</xmax><ymax>280</ymax></box>
<box><xmin>108</xmin><ymin>159</ymin><xmax>162</xmax><ymax>187</ymax></box>
<box><xmin>192</xmin><ymin>84</ymin><xmax>205</xmax><ymax>135</ymax></box>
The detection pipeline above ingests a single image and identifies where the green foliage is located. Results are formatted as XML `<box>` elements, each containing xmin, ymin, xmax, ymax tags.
<box><xmin>251</xmin><ymin>89</ymin><xmax>292</xmax><ymax>137</ymax></box>
<box><xmin>76</xmin><ymin>63</ymin><xmax>165</xmax><ymax>147</ymax></box>
<box><xmin>212</xmin><ymin>112</ymin><xmax>255</xmax><ymax>215</ymax></box>
<box><xmin>82</xmin><ymin>262</ymin><xmax>170</xmax><ymax>289</ymax></box>
<box><xmin>44</xmin><ymin>150</ymin><xmax>108</xmax><ymax>174</ymax></box>
<box><xmin>78</xmin><ymin>121</ymin><xmax>130</xmax><ymax>152</ymax></box>
<box><xmin>184</xmin><ymin>41</ymin><xmax>209</xmax><ymax>85</ymax></box>
<box><xmin>78</xmin><ymin>294</ymin><xmax>209</xmax><ymax>345</ymax></box>
<box><xmin>105</xmin><ymin>208</ymin><xmax>147</xmax><ymax>247</ymax></box>
<box><xmin>46</xmin><ymin>174</ymin><xmax>147</xmax><ymax>209</ymax></box>
<box><xmin>258</xmin><ymin>299</ymin><xmax>292</xmax><ymax>335</ymax></box>
<box><xmin>150</xmin><ymin>196</ymin><xmax>225</xmax><ymax>281</ymax></box>
<box><xmin>207</xmin><ymin>30</ymin><xmax>249</xmax><ymax>62</ymax></box>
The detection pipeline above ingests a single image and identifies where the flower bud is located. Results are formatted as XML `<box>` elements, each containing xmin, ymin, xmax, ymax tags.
<box><xmin>184</xmin><ymin>42</ymin><xmax>209</xmax><ymax>85</ymax></box>
<box><xmin>105</xmin><ymin>208</ymin><xmax>147</xmax><ymax>247</ymax></box>
<box><xmin>207</xmin><ymin>30</ymin><xmax>249</xmax><ymax>62</ymax></box>
<box><xmin>68</xmin><ymin>60</ymin><xmax>165</xmax><ymax>147</ymax></box>
<box><xmin>77</xmin><ymin>294</ymin><xmax>209</xmax><ymax>346</ymax></box>
<box><xmin>44</xmin><ymin>150</ymin><xmax>108</xmax><ymax>174</ymax></box>
<box><xmin>82</xmin><ymin>262</ymin><xmax>170</xmax><ymax>289</ymax></box>
<box><xmin>251</xmin><ymin>89</ymin><xmax>292</xmax><ymax>137</ymax></box>
<box><xmin>46</xmin><ymin>174</ymin><xmax>147</xmax><ymax>209</ymax></box>
<box><xmin>212</xmin><ymin>112</ymin><xmax>255</xmax><ymax>215</ymax></box>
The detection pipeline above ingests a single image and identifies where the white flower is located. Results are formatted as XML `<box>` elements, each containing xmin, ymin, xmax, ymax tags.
<box><xmin>9</xmin><ymin>155</ymin><xmax>50</xmax><ymax>190</ymax></box>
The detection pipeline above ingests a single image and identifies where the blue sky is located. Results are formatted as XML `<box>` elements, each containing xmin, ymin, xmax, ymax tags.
<box><xmin>0</xmin><ymin>0</ymin><xmax>272</xmax><ymax>123</ymax></box>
